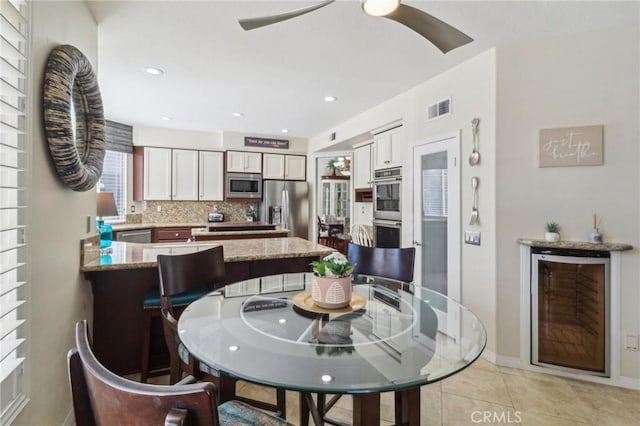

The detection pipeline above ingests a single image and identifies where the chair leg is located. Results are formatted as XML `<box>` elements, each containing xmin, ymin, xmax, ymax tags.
<box><xmin>140</xmin><ymin>308</ymin><xmax>152</xmax><ymax>383</ymax></box>
<box><xmin>276</xmin><ymin>388</ymin><xmax>287</xmax><ymax>419</ymax></box>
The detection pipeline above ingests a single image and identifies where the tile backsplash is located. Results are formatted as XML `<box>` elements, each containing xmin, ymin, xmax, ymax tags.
<box><xmin>141</xmin><ymin>201</ymin><xmax>259</xmax><ymax>224</ymax></box>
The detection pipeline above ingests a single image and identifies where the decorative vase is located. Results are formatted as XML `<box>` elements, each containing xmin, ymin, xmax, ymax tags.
<box><xmin>311</xmin><ymin>275</ymin><xmax>352</xmax><ymax>309</ymax></box>
<box><xmin>544</xmin><ymin>232</ymin><xmax>560</xmax><ymax>242</ymax></box>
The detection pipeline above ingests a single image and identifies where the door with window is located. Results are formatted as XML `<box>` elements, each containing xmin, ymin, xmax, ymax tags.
<box><xmin>413</xmin><ymin>135</ymin><xmax>460</xmax><ymax>301</ymax></box>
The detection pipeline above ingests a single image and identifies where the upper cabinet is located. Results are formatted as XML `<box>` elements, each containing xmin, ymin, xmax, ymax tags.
<box><xmin>227</xmin><ymin>151</ymin><xmax>262</xmax><ymax>173</ymax></box>
<box><xmin>373</xmin><ymin>126</ymin><xmax>402</xmax><ymax>170</ymax></box>
<box><xmin>199</xmin><ymin>151</ymin><xmax>224</xmax><ymax>201</ymax></box>
<box><xmin>143</xmin><ymin>147</ymin><xmax>172</xmax><ymax>200</ymax></box>
<box><xmin>353</xmin><ymin>143</ymin><xmax>372</xmax><ymax>189</ymax></box>
<box><xmin>136</xmin><ymin>147</ymin><xmax>224</xmax><ymax>201</ymax></box>
<box><xmin>172</xmin><ymin>149</ymin><xmax>199</xmax><ymax>200</ymax></box>
<box><xmin>285</xmin><ymin>155</ymin><xmax>306</xmax><ymax>180</ymax></box>
<box><xmin>262</xmin><ymin>154</ymin><xmax>306</xmax><ymax>180</ymax></box>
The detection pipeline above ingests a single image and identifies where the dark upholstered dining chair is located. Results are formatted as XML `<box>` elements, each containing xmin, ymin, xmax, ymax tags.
<box><xmin>347</xmin><ymin>242</ymin><xmax>416</xmax><ymax>283</ymax></box>
<box><xmin>68</xmin><ymin>320</ymin><xmax>290</xmax><ymax>426</ymax></box>
<box><xmin>157</xmin><ymin>246</ymin><xmax>287</xmax><ymax>417</ymax></box>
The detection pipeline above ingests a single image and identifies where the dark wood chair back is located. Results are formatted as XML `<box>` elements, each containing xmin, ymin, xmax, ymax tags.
<box><xmin>68</xmin><ymin>320</ymin><xmax>219</xmax><ymax>426</ymax></box>
<box><xmin>157</xmin><ymin>245</ymin><xmax>226</xmax><ymax>311</ymax></box>
<box><xmin>347</xmin><ymin>243</ymin><xmax>416</xmax><ymax>283</ymax></box>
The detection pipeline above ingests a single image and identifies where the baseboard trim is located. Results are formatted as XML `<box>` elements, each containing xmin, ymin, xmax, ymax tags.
<box><xmin>619</xmin><ymin>376</ymin><xmax>640</xmax><ymax>390</ymax></box>
<box><xmin>481</xmin><ymin>349</ymin><xmax>497</xmax><ymax>364</ymax></box>
<box><xmin>495</xmin><ymin>354</ymin><xmax>521</xmax><ymax>369</ymax></box>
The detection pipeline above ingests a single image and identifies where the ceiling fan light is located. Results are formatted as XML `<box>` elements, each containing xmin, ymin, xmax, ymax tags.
<box><xmin>361</xmin><ymin>0</ymin><xmax>399</xmax><ymax>17</ymax></box>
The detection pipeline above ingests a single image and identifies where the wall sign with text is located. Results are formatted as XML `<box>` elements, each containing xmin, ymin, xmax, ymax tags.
<box><xmin>244</xmin><ymin>137</ymin><xmax>289</xmax><ymax>149</ymax></box>
<box><xmin>538</xmin><ymin>125</ymin><xmax>603</xmax><ymax>167</ymax></box>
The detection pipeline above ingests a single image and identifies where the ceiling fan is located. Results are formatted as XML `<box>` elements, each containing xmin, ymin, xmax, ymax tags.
<box><xmin>238</xmin><ymin>0</ymin><xmax>473</xmax><ymax>54</ymax></box>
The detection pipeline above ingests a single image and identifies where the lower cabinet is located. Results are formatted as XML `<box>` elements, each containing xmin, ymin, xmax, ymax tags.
<box><xmin>152</xmin><ymin>227</ymin><xmax>193</xmax><ymax>243</ymax></box>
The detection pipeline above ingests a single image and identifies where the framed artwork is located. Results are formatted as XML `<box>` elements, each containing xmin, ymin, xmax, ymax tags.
<box><xmin>539</xmin><ymin>125</ymin><xmax>603</xmax><ymax>167</ymax></box>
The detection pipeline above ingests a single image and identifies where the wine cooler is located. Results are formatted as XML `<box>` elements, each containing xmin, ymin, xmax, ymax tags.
<box><xmin>531</xmin><ymin>248</ymin><xmax>610</xmax><ymax>376</ymax></box>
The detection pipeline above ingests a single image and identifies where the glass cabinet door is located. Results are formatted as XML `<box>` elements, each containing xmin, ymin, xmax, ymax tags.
<box><xmin>320</xmin><ymin>179</ymin><xmax>350</xmax><ymax>219</ymax></box>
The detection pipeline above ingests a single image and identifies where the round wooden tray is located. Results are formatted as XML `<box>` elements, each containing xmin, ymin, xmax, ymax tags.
<box><xmin>292</xmin><ymin>291</ymin><xmax>366</xmax><ymax>314</ymax></box>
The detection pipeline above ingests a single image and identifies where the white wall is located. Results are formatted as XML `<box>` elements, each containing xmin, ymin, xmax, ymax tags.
<box><xmin>133</xmin><ymin>125</ymin><xmax>223</xmax><ymax>150</ymax></box>
<box><xmin>15</xmin><ymin>2</ymin><xmax>97</xmax><ymax>424</ymax></box>
<box><xmin>495</xmin><ymin>26</ymin><xmax>640</xmax><ymax>378</ymax></box>
<box><xmin>309</xmin><ymin>50</ymin><xmax>499</xmax><ymax>354</ymax></box>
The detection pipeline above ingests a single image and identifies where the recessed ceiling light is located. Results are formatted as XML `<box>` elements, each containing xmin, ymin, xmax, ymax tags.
<box><xmin>228</xmin><ymin>345</ymin><xmax>239</xmax><ymax>352</ymax></box>
<box><xmin>232</xmin><ymin>112</ymin><xmax>244</xmax><ymax>117</ymax></box>
<box><xmin>161</xmin><ymin>116</ymin><xmax>172</xmax><ymax>121</ymax></box>
<box><xmin>324</xmin><ymin>95</ymin><xmax>338</xmax><ymax>102</ymax></box>
<box><xmin>281</xmin><ymin>129</ymin><xmax>289</xmax><ymax>134</ymax></box>
<box><xmin>145</xmin><ymin>67</ymin><xmax>164</xmax><ymax>75</ymax></box>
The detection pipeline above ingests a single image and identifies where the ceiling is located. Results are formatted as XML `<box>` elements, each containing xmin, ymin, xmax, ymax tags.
<box><xmin>88</xmin><ymin>1</ymin><xmax>639</xmax><ymax>141</ymax></box>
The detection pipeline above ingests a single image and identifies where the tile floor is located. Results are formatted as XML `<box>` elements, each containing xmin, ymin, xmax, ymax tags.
<box><xmin>236</xmin><ymin>358</ymin><xmax>639</xmax><ymax>426</ymax></box>
<box><xmin>145</xmin><ymin>358</ymin><xmax>639</xmax><ymax>425</ymax></box>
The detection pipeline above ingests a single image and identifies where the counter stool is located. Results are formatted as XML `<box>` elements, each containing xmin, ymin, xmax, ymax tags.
<box><xmin>157</xmin><ymin>245</ymin><xmax>287</xmax><ymax>418</ymax></box>
<box><xmin>139</xmin><ymin>286</ymin><xmax>209</xmax><ymax>383</ymax></box>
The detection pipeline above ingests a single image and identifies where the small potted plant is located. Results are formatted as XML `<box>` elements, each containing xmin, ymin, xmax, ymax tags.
<box><xmin>310</xmin><ymin>252</ymin><xmax>354</xmax><ymax>309</ymax></box>
<box><xmin>545</xmin><ymin>221</ymin><xmax>560</xmax><ymax>242</ymax></box>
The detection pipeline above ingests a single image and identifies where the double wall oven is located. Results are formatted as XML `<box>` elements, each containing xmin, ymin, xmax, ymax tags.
<box><xmin>372</xmin><ymin>167</ymin><xmax>402</xmax><ymax>248</ymax></box>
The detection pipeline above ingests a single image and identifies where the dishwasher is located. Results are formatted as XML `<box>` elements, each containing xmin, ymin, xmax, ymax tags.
<box><xmin>115</xmin><ymin>229</ymin><xmax>151</xmax><ymax>243</ymax></box>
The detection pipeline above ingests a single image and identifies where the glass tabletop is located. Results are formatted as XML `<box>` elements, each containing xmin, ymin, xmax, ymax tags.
<box><xmin>177</xmin><ymin>273</ymin><xmax>486</xmax><ymax>394</ymax></box>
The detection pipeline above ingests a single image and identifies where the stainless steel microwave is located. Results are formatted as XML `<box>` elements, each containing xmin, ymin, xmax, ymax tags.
<box><xmin>226</xmin><ymin>173</ymin><xmax>262</xmax><ymax>199</ymax></box>
<box><xmin>373</xmin><ymin>167</ymin><xmax>401</xmax><ymax>221</ymax></box>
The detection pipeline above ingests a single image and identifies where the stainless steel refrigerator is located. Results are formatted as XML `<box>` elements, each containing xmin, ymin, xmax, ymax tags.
<box><xmin>260</xmin><ymin>181</ymin><xmax>309</xmax><ymax>239</ymax></box>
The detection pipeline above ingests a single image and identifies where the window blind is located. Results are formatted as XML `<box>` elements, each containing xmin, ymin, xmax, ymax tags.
<box><xmin>98</xmin><ymin>150</ymin><xmax>127</xmax><ymax>221</ymax></box>
<box><xmin>0</xmin><ymin>0</ymin><xmax>29</xmax><ymax>422</ymax></box>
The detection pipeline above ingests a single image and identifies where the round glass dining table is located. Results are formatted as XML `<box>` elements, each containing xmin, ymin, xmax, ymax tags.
<box><xmin>178</xmin><ymin>273</ymin><xmax>486</xmax><ymax>425</ymax></box>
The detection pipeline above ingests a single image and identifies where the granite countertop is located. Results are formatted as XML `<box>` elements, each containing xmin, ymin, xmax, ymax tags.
<box><xmin>191</xmin><ymin>228</ymin><xmax>289</xmax><ymax>237</ymax></box>
<box><xmin>81</xmin><ymin>237</ymin><xmax>334</xmax><ymax>272</ymax></box>
<box><xmin>518</xmin><ymin>238</ymin><xmax>633</xmax><ymax>252</ymax></box>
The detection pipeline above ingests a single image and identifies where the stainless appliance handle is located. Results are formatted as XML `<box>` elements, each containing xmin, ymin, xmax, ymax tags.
<box><xmin>281</xmin><ymin>189</ymin><xmax>289</xmax><ymax>229</ymax></box>
<box><xmin>373</xmin><ymin>176</ymin><xmax>402</xmax><ymax>183</ymax></box>
<box><xmin>372</xmin><ymin>219</ymin><xmax>402</xmax><ymax>228</ymax></box>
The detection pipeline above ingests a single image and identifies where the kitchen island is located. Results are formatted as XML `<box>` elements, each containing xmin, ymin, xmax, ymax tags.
<box><xmin>81</xmin><ymin>237</ymin><xmax>333</xmax><ymax>375</ymax></box>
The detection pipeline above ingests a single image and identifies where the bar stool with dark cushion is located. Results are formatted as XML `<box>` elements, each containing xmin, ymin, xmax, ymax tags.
<box><xmin>157</xmin><ymin>245</ymin><xmax>287</xmax><ymax>417</ymax></box>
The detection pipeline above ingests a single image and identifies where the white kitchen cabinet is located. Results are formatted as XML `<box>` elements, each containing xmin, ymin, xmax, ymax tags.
<box><xmin>143</xmin><ymin>147</ymin><xmax>172</xmax><ymax>200</ymax></box>
<box><xmin>172</xmin><ymin>149</ymin><xmax>199</xmax><ymax>200</ymax></box>
<box><xmin>262</xmin><ymin>154</ymin><xmax>285</xmax><ymax>179</ymax></box>
<box><xmin>285</xmin><ymin>155</ymin><xmax>306</xmax><ymax>180</ymax></box>
<box><xmin>373</xmin><ymin>127</ymin><xmax>403</xmax><ymax>170</ymax></box>
<box><xmin>353</xmin><ymin>202</ymin><xmax>373</xmax><ymax>227</ymax></box>
<box><xmin>199</xmin><ymin>151</ymin><xmax>224</xmax><ymax>201</ymax></box>
<box><xmin>227</xmin><ymin>151</ymin><xmax>262</xmax><ymax>173</ymax></box>
<box><xmin>262</xmin><ymin>154</ymin><xmax>306</xmax><ymax>180</ymax></box>
<box><xmin>353</xmin><ymin>143</ymin><xmax>372</xmax><ymax>189</ymax></box>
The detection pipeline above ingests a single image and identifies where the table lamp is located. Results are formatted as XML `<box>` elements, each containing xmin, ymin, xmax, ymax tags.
<box><xmin>96</xmin><ymin>192</ymin><xmax>118</xmax><ymax>249</ymax></box>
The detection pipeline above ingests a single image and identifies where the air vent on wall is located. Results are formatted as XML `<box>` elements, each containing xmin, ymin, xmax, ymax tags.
<box><xmin>427</xmin><ymin>97</ymin><xmax>451</xmax><ymax>121</ymax></box>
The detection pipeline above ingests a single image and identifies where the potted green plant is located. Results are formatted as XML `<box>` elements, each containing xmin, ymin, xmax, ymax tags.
<box><xmin>326</xmin><ymin>159</ymin><xmax>340</xmax><ymax>176</ymax></box>
<box><xmin>545</xmin><ymin>221</ymin><xmax>560</xmax><ymax>242</ymax></box>
<box><xmin>310</xmin><ymin>252</ymin><xmax>354</xmax><ymax>308</ymax></box>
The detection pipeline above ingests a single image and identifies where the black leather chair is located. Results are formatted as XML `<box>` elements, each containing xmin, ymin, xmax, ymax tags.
<box><xmin>347</xmin><ymin>242</ymin><xmax>416</xmax><ymax>283</ymax></box>
<box><xmin>68</xmin><ymin>320</ymin><xmax>291</xmax><ymax>426</ymax></box>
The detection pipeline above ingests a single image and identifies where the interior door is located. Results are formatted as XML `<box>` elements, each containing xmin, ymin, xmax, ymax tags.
<box><xmin>413</xmin><ymin>135</ymin><xmax>460</xmax><ymax>301</ymax></box>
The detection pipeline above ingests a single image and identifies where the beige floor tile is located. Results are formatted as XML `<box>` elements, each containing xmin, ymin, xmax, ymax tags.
<box><xmin>421</xmin><ymin>386</ymin><xmax>442</xmax><ymax>426</ymax></box>
<box><xmin>442</xmin><ymin>393</ymin><xmax>517</xmax><ymax>426</ymax></box>
<box><xmin>470</xmin><ymin>357</ymin><xmax>500</xmax><ymax>372</ymax></box>
<box><xmin>497</xmin><ymin>365</ymin><xmax>525</xmax><ymax>376</ymax></box>
<box><xmin>503</xmin><ymin>373</ymin><xmax>593</xmax><ymax>424</ymax></box>
<box><xmin>567</xmin><ymin>381</ymin><xmax>640</xmax><ymax>426</ymax></box>
<box><xmin>441</xmin><ymin>367</ymin><xmax>513</xmax><ymax>406</ymax></box>
<box><xmin>519</xmin><ymin>411</ymin><xmax>593</xmax><ymax>426</ymax></box>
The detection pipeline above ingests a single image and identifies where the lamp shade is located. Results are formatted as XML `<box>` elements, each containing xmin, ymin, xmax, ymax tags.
<box><xmin>97</xmin><ymin>192</ymin><xmax>118</xmax><ymax>218</ymax></box>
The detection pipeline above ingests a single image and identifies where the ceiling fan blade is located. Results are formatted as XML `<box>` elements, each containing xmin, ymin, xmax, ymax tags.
<box><xmin>239</xmin><ymin>0</ymin><xmax>335</xmax><ymax>31</ymax></box>
<box><xmin>384</xmin><ymin>4</ymin><xmax>473</xmax><ymax>53</ymax></box>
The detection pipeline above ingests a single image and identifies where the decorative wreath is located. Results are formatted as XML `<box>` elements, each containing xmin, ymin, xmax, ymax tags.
<box><xmin>43</xmin><ymin>44</ymin><xmax>105</xmax><ymax>192</ymax></box>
